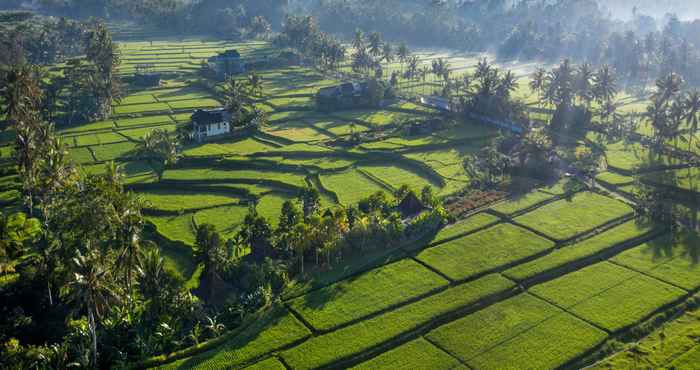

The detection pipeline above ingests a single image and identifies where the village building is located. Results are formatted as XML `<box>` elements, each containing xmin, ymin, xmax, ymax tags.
<box><xmin>206</xmin><ymin>49</ymin><xmax>246</xmax><ymax>79</ymax></box>
<box><xmin>398</xmin><ymin>191</ymin><xmax>425</xmax><ymax>218</ymax></box>
<box><xmin>190</xmin><ymin>108</ymin><xmax>232</xmax><ymax>142</ymax></box>
<box><xmin>316</xmin><ymin>81</ymin><xmax>369</xmax><ymax>110</ymax></box>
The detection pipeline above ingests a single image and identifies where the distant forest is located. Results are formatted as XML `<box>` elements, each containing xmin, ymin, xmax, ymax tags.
<box><xmin>5</xmin><ymin>0</ymin><xmax>700</xmax><ymax>86</ymax></box>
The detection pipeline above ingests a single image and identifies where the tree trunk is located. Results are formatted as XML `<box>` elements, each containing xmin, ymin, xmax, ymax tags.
<box><xmin>88</xmin><ymin>307</ymin><xmax>98</xmax><ymax>368</ymax></box>
<box><xmin>47</xmin><ymin>280</ymin><xmax>53</xmax><ymax>306</ymax></box>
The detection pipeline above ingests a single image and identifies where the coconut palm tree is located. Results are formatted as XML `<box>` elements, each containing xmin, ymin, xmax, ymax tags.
<box><xmin>575</xmin><ymin>63</ymin><xmax>594</xmax><ymax>107</ymax></box>
<box><xmin>368</xmin><ymin>32</ymin><xmax>383</xmax><ymax>60</ymax></box>
<box><xmin>654</xmin><ymin>73</ymin><xmax>683</xmax><ymax>104</ymax></box>
<box><xmin>246</xmin><ymin>72</ymin><xmax>263</xmax><ymax>97</ymax></box>
<box><xmin>84</xmin><ymin>21</ymin><xmax>122</xmax><ymax>118</ymax></box>
<box><xmin>62</xmin><ymin>249</ymin><xmax>118</xmax><ymax>367</ymax></box>
<box><xmin>0</xmin><ymin>212</ymin><xmax>41</xmax><ymax>274</ymax></box>
<box><xmin>474</xmin><ymin>58</ymin><xmax>492</xmax><ymax>81</ymax></box>
<box><xmin>136</xmin><ymin>128</ymin><xmax>182</xmax><ymax>181</ymax></box>
<box><xmin>290</xmin><ymin>222</ymin><xmax>309</xmax><ymax>274</ymax></box>
<box><xmin>593</xmin><ymin>64</ymin><xmax>618</xmax><ymax>106</ymax></box>
<box><xmin>684</xmin><ymin>90</ymin><xmax>700</xmax><ymax>149</ymax></box>
<box><xmin>115</xmin><ymin>194</ymin><xmax>145</xmax><ymax>302</ymax></box>
<box><xmin>223</xmin><ymin>76</ymin><xmax>244</xmax><ymax>117</ymax></box>
<box><xmin>396</xmin><ymin>42</ymin><xmax>409</xmax><ymax>83</ymax></box>
<box><xmin>530</xmin><ymin>67</ymin><xmax>546</xmax><ymax>108</ymax></box>
<box><xmin>138</xmin><ymin>245</ymin><xmax>166</xmax><ymax>300</ymax></box>
<box><xmin>498</xmin><ymin>70</ymin><xmax>518</xmax><ymax>99</ymax></box>
<box><xmin>381</xmin><ymin>43</ymin><xmax>393</xmax><ymax>75</ymax></box>
<box><xmin>194</xmin><ymin>224</ymin><xmax>226</xmax><ymax>280</ymax></box>
<box><xmin>352</xmin><ymin>30</ymin><xmax>365</xmax><ymax>53</ymax></box>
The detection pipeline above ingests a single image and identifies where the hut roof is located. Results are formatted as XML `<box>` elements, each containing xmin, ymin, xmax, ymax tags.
<box><xmin>398</xmin><ymin>191</ymin><xmax>424</xmax><ymax>217</ymax></box>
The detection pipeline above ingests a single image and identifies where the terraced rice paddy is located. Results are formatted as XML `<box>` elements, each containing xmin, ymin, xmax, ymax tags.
<box><xmin>320</xmin><ymin>170</ymin><xmax>388</xmax><ymax>205</ymax></box>
<box><xmin>50</xmin><ymin>37</ymin><xmax>700</xmax><ymax>370</ymax></box>
<box><xmin>417</xmin><ymin>223</ymin><xmax>555</xmax><ymax>282</ymax></box>
<box><xmin>427</xmin><ymin>294</ymin><xmax>607</xmax><ymax>370</ymax></box>
<box><xmin>531</xmin><ymin>262</ymin><xmax>686</xmax><ymax>332</ymax></box>
<box><xmin>513</xmin><ymin>192</ymin><xmax>634</xmax><ymax>241</ymax></box>
<box><xmin>288</xmin><ymin>259</ymin><xmax>448</xmax><ymax>331</ymax></box>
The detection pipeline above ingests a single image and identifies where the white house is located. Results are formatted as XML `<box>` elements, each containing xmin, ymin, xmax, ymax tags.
<box><xmin>190</xmin><ymin>108</ymin><xmax>232</xmax><ymax>142</ymax></box>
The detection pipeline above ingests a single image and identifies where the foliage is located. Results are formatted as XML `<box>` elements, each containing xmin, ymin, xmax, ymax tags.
<box><xmin>136</xmin><ymin>128</ymin><xmax>182</xmax><ymax>181</ymax></box>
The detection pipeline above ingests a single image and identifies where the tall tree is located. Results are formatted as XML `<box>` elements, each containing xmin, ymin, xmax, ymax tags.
<box><xmin>84</xmin><ymin>21</ymin><xmax>122</xmax><ymax>118</ymax></box>
<box><xmin>136</xmin><ymin>128</ymin><xmax>182</xmax><ymax>181</ymax></box>
<box><xmin>684</xmin><ymin>90</ymin><xmax>700</xmax><ymax>150</ymax></box>
<box><xmin>592</xmin><ymin>64</ymin><xmax>618</xmax><ymax>106</ymax></box>
<box><xmin>61</xmin><ymin>250</ymin><xmax>118</xmax><ymax>367</ymax></box>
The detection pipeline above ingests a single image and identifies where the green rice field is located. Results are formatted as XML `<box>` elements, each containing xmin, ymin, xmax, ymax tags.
<box><xmin>47</xmin><ymin>36</ymin><xmax>700</xmax><ymax>370</ymax></box>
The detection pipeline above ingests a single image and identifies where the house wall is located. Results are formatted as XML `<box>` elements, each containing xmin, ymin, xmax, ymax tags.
<box><xmin>205</xmin><ymin>121</ymin><xmax>229</xmax><ymax>137</ymax></box>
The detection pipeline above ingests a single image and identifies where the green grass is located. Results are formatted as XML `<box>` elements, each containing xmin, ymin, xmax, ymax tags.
<box><xmin>491</xmin><ymin>190</ymin><xmax>557</xmax><ymax>216</ymax></box>
<box><xmin>404</xmin><ymin>148</ymin><xmax>467</xmax><ymax>168</ymax></box>
<box><xmin>71</xmin><ymin>131</ymin><xmax>127</xmax><ymax>147</ymax></box>
<box><xmin>114</xmin><ymin>115</ymin><xmax>175</xmax><ymax>128</ymax></box>
<box><xmin>141</xmin><ymin>190</ymin><xmax>240</xmax><ymax>212</ymax></box>
<box><xmin>256</xmin><ymin>193</ymin><xmax>292</xmax><ymax>228</ymax></box>
<box><xmin>152</xmin><ymin>88</ymin><xmax>212</xmax><ymax>102</ymax></box>
<box><xmin>193</xmin><ymin>205</ymin><xmax>248</xmax><ymax>240</ymax></box>
<box><xmin>513</xmin><ymin>192</ymin><xmax>633</xmax><ymax>241</ymax></box>
<box><xmin>417</xmin><ymin>223</ymin><xmax>554</xmax><ymax>282</ymax></box>
<box><xmin>361</xmin><ymin>165</ymin><xmax>437</xmax><ymax>192</ymax></box>
<box><xmin>161</xmin><ymin>306</ymin><xmax>310</xmax><ymax>370</ymax></box>
<box><xmin>531</xmin><ymin>261</ymin><xmax>687</xmax><ymax>332</ymax></box>
<box><xmin>183</xmin><ymin>139</ymin><xmax>274</xmax><ymax>157</ymax></box>
<box><xmin>426</xmin><ymin>212</ymin><xmax>500</xmax><ymax>247</ymax></box>
<box><xmin>596</xmin><ymin>171</ymin><xmax>635</xmax><ymax>186</ymax></box>
<box><xmin>288</xmin><ymin>259</ymin><xmax>448</xmax><ymax>332</ymax></box>
<box><xmin>321</xmin><ymin>170</ymin><xmax>387</xmax><ymax>206</ymax></box>
<box><xmin>242</xmin><ymin>357</ymin><xmax>286</xmax><ymax>370</ymax></box>
<box><xmin>114</xmin><ymin>102</ymin><xmax>171</xmax><ymax>115</ymax></box>
<box><xmin>671</xmin><ymin>345</ymin><xmax>700</xmax><ymax>370</ymax></box>
<box><xmin>67</xmin><ymin>147</ymin><xmax>95</xmax><ymax>164</ymax></box>
<box><xmin>350</xmin><ymin>337</ymin><xmax>467</xmax><ymax>370</ymax></box>
<box><xmin>643</xmin><ymin>167</ymin><xmax>700</xmax><ymax>194</ymax></box>
<box><xmin>163</xmin><ymin>169</ymin><xmax>308</xmax><ymax>189</ymax></box>
<box><xmin>90</xmin><ymin>141</ymin><xmax>138</xmax><ymax>161</ymax></box>
<box><xmin>167</xmin><ymin>98</ymin><xmax>221</xmax><ymax>110</ymax></box>
<box><xmin>603</xmin><ymin>141</ymin><xmax>675</xmax><ymax>172</ymax></box>
<box><xmin>313</xmin><ymin>117</ymin><xmax>369</xmax><ymax>136</ymax></box>
<box><xmin>611</xmin><ymin>232</ymin><xmax>700</xmax><ymax>291</ymax></box>
<box><xmin>118</xmin><ymin>125</ymin><xmax>177</xmax><ymax>141</ymax></box>
<box><xmin>270</xmin><ymin>156</ymin><xmax>354</xmax><ymax>171</ymax></box>
<box><xmin>280</xmin><ymin>274</ymin><xmax>515</xmax><ymax>369</ymax></box>
<box><xmin>264</xmin><ymin>122</ymin><xmax>331</xmax><ymax>143</ymax></box>
<box><xmin>120</xmin><ymin>93</ymin><xmax>158</xmax><ymax>105</ymax></box>
<box><xmin>59</xmin><ymin>119</ymin><xmax>114</xmax><ymax>134</ymax></box>
<box><xmin>266</xmin><ymin>96</ymin><xmax>314</xmax><ymax>108</ymax></box>
<box><xmin>147</xmin><ymin>214</ymin><xmax>195</xmax><ymax>246</ymax></box>
<box><xmin>504</xmin><ymin>219</ymin><xmax>659</xmax><ymax>282</ymax></box>
<box><xmin>590</xmin><ymin>306</ymin><xmax>700</xmax><ymax>370</ymax></box>
<box><xmin>427</xmin><ymin>293</ymin><xmax>606</xmax><ymax>370</ymax></box>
